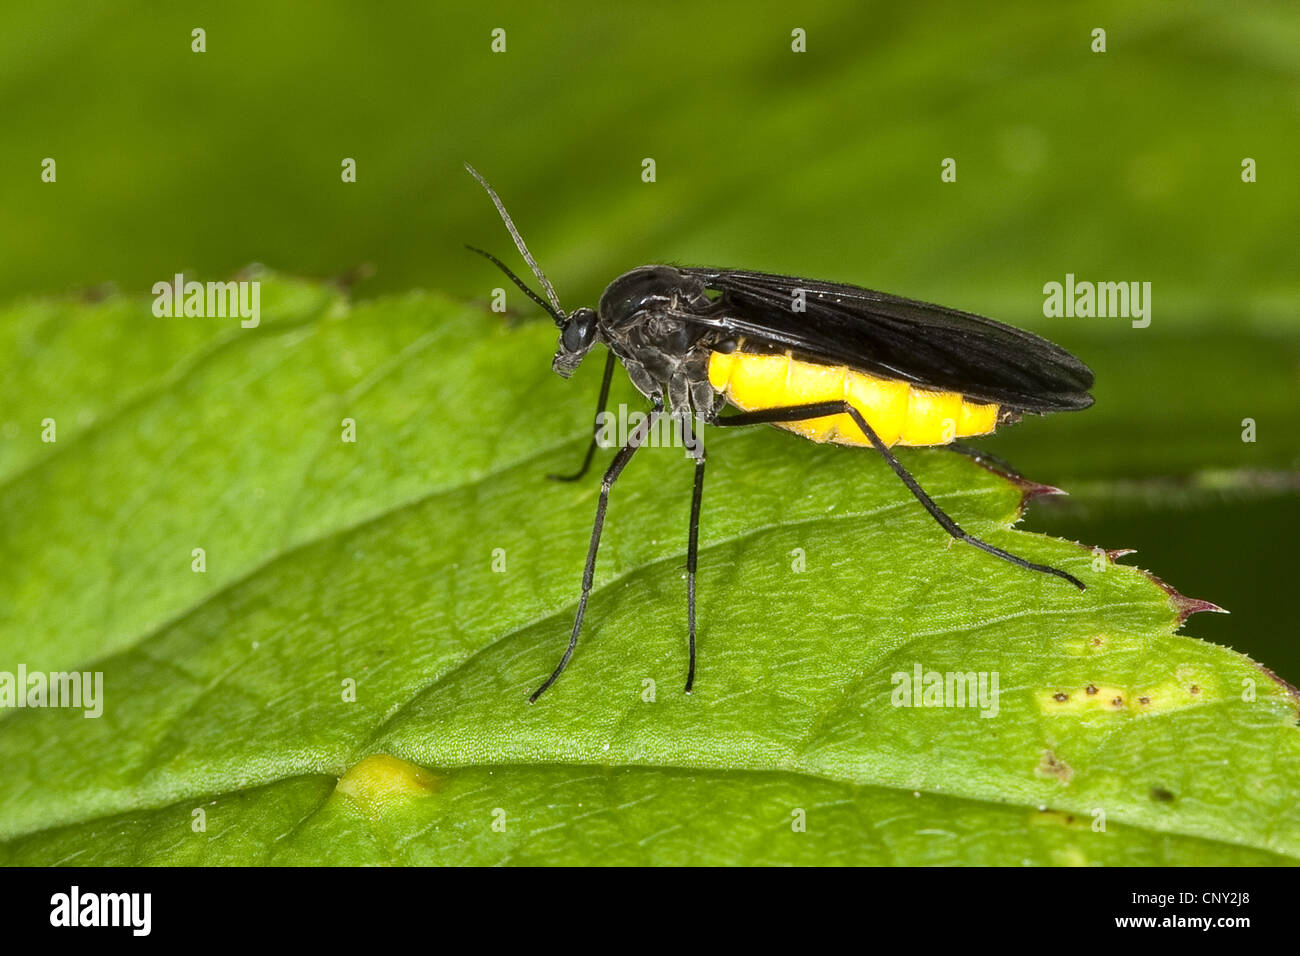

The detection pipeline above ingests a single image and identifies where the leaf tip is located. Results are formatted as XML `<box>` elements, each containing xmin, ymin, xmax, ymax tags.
<box><xmin>1125</xmin><ymin>566</ymin><xmax>1228</xmax><ymax>626</ymax></box>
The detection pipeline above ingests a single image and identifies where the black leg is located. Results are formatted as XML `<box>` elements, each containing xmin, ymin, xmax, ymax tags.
<box><xmin>711</xmin><ymin>402</ymin><xmax>1085</xmax><ymax>590</ymax></box>
<box><xmin>681</xmin><ymin>414</ymin><xmax>706</xmax><ymax>693</ymax></box>
<box><xmin>531</xmin><ymin>402</ymin><xmax>664</xmax><ymax>701</ymax></box>
<box><xmin>947</xmin><ymin>441</ymin><xmax>1021</xmax><ymax>479</ymax></box>
<box><xmin>548</xmin><ymin>350</ymin><xmax>617</xmax><ymax>482</ymax></box>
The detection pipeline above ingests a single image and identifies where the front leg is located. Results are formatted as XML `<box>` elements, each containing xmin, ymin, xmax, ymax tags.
<box><xmin>548</xmin><ymin>350</ymin><xmax>617</xmax><ymax>482</ymax></box>
<box><xmin>531</xmin><ymin>397</ymin><xmax>666</xmax><ymax>701</ymax></box>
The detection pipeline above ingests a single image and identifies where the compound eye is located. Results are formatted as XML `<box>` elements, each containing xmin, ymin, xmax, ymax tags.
<box><xmin>561</xmin><ymin>312</ymin><xmax>595</xmax><ymax>352</ymax></box>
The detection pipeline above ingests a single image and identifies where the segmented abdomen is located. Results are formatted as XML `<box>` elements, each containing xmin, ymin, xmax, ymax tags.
<box><xmin>707</xmin><ymin>349</ymin><xmax>999</xmax><ymax>448</ymax></box>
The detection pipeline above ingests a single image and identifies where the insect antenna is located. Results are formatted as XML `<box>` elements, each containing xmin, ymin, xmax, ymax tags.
<box><xmin>464</xmin><ymin>162</ymin><xmax>566</xmax><ymax>326</ymax></box>
<box><xmin>465</xmin><ymin>244</ymin><xmax>565</xmax><ymax>327</ymax></box>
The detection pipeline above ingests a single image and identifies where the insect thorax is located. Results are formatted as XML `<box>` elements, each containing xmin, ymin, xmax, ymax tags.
<box><xmin>598</xmin><ymin>266</ymin><xmax>724</xmax><ymax>417</ymax></box>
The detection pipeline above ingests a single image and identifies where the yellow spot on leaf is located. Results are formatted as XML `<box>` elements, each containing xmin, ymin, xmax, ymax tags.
<box><xmin>1037</xmin><ymin>667</ymin><xmax>1216</xmax><ymax>717</ymax></box>
<box><xmin>1037</xmin><ymin>684</ymin><xmax>1126</xmax><ymax>713</ymax></box>
<box><xmin>335</xmin><ymin>754</ymin><xmax>440</xmax><ymax>818</ymax></box>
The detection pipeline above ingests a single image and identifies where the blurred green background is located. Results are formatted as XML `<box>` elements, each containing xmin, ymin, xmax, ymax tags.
<box><xmin>3</xmin><ymin>0</ymin><xmax>1298</xmax><ymax>675</ymax></box>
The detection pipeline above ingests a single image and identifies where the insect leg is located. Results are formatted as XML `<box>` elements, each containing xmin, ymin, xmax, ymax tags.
<box><xmin>711</xmin><ymin>402</ymin><xmax>1084</xmax><ymax>590</ymax></box>
<box><xmin>681</xmin><ymin>413</ymin><xmax>706</xmax><ymax>693</ymax></box>
<box><xmin>548</xmin><ymin>350</ymin><xmax>617</xmax><ymax>482</ymax></box>
<box><xmin>947</xmin><ymin>441</ymin><xmax>1021</xmax><ymax>479</ymax></box>
<box><xmin>531</xmin><ymin>401</ymin><xmax>664</xmax><ymax>702</ymax></box>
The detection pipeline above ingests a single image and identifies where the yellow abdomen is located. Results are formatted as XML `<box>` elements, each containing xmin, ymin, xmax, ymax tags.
<box><xmin>707</xmin><ymin>350</ymin><xmax>999</xmax><ymax>448</ymax></box>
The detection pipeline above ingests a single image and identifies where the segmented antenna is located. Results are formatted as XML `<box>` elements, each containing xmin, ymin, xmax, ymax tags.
<box><xmin>464</xmin><ymin>244</ymin><xmax>564</xmax><ymax>326</ymax></box>
<box><xmin>464</xmin><ymin>162</ymin><xmax>566</xmax><ymax>322</ymax></box>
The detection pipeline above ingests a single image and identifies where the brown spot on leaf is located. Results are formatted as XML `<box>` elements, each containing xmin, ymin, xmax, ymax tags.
<box><xmin>1036</xmin><ymin>750</ymin><xmax>1074</xmax><ymax>785</ymax></box>
<box><xmin>1150</xmin><ymin>787</ymin><xmax>1175</xmax><ymax>803</ymax></box>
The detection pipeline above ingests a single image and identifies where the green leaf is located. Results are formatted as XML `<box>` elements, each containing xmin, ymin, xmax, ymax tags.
<box><xmin>1</xmin><ymin>277</ymin><xmax>1297</xmax><ymax>866</ymax></box>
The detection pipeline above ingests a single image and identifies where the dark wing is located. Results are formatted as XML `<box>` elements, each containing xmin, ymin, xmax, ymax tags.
<box><xmin>675</xmin><ymin>268</ymin><xmax>1094</xmax><ymax>412</ymax></box>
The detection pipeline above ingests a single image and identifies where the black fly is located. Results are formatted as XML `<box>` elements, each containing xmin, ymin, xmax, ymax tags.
<box><xmin>465</xmin><ymin>163</ymin><xmax>1094</xmax><ymax>701</ymax></box>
